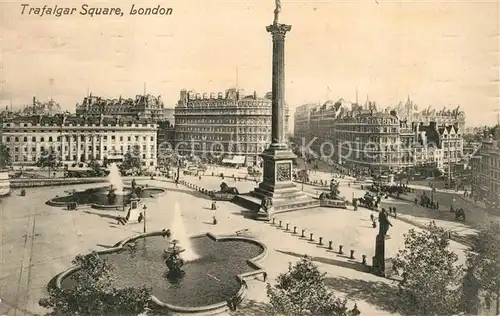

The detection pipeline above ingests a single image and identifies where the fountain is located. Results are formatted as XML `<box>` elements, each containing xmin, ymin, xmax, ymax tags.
<box><xmin>164</xmin><ymin>239</ymin><xmax>186</xmax><ymax>279</ymax></box>
<box><xmin>54</xmin><ymin>204</ymin><xmax>267</xmax><ymax>311</ymax></box>
<box><xmin>108</xmin><ymin>163</ymin><xmax>124</xmax><ymax>194</ymax></box>
<box><xmin>47</xmin><ymin>174</ymin><xmax>165</xmax><ymax>210</ymax></box>
<box><xmin>170</xmin><ymin>202</ymin><xmax>200</xmax><ymax>261</ymax></box>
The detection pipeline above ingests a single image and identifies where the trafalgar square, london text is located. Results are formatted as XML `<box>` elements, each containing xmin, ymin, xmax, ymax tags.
<box><xmin>19</xmin><ymin>4</ymin><xmax>173</xmax><ymax>17</ymax></box>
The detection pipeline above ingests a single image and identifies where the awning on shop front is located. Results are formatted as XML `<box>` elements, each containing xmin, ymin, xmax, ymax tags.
<box><xmin>232</xmin><ymin>155</ymin><xmax>246</xmax><ymax>165</ymax></box>
<box><xmin>222</xmin><ymin>155</ymin><xmax>246</xmax><ymax>165</ymax></box>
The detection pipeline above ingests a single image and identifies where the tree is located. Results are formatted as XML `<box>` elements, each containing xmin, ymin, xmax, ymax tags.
<box><xmin>39</xmin><ymin>251</ymin><xmax>151</xmax><ymax>316</ymax></box>
<box><xmin>392</xmin><ymin>223</ymin><xmax>464</xmax><ymax>315</ymax></box>
<box><xmin>0</xmin><ymin>143</ymin><xmax>11</xmax><ymax>169</ymax></box>
<box><xmin>266</xmin><ymin>256</ymin><xmax>360</xmax><ymax>315</ymax></box>
<box><xmin>465</xmin><ymin>222</ymin><xmax>500</xmax><ymax>314</ymax></box>
<box><xmin>37</xmin><ymin>148</ymin><xmax>57</xmax><ymax>176</ymax></box>
<box><xmin>121</xmin><ymin>145</ymin><xmax>142</xmax><ymax>173</ymax></box>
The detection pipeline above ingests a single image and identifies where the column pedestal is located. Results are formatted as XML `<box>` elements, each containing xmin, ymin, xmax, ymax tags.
<box><xmin>372</xmin><ymin>234</ymin><xmax>394</xmax><ymax>278</ymax></box>
<box><xmin>249</xmin><ymin>146</ymin><xmax>315</xmax><ymax>219</ymax></box>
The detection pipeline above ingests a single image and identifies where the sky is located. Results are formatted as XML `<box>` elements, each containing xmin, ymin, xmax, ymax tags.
<box><xmin>1</xmin><ymin>0</ymin><xmax>499</xmax><ymax>127</ymax></box>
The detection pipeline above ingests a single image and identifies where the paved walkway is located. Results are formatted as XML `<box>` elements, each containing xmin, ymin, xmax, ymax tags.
<box><xmin>0</xmin><ymin>177</ymin><xmax>472</xmax><ymax>316</ymax></box>
<box><xmin>187</xmin><ymin>172</ymin><xmax>493</xmax><ymax>237</ymax></box>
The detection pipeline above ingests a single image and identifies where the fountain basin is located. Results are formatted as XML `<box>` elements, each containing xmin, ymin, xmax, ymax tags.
<box><xmin>46</xmin><ymin>186</ymin><xmax>165</xmax><ymax>209</ymax></box>
<box><xmin>53</xmin><ymin>231</ymin><xmax>268</xmax><ymax>315</ymax></box>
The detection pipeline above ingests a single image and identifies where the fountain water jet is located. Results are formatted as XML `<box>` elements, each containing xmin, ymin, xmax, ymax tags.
<box><xmin>170</xmin><ymin>202</ymin><xmax>200</xmax><ymax>261</ymax></box>
<box><xmin>108</xmin><ymin>163</ymin><xmax>124</xmax><ymax>195</ymax></box>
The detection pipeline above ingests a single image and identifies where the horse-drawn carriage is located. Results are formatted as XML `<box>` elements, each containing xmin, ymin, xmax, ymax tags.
<box><xmin>368</xmin><ymin>183</ymin><xmax>407</xmax><ymax>197</ymax></box>
<box><xmin>453</xmin><ymin>208</ymin><xmax>466</xmax><ymax>222</ymax></box>
<box><xmin>357</xmin><ymin>192</ymin><xmax>381</xmax><ymax>210</ymax></box>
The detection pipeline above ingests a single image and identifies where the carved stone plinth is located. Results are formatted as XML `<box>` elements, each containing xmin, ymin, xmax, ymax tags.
<box><xmin>252</xmin><ymin>147</ymin><xmax>312</xmax><ymax>212</ymax></box>
<box><xmin>372</xmin><ymin>234</ymin><xmax>394</xmax><ymax>278</ymax></box>
<box><xmin>256</xmin><ymin>206</ymin><xmax>275</xmax><ymax>221</ymax></box>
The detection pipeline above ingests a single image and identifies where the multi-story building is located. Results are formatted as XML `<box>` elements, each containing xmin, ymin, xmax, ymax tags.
<box><xmin>293</xmin><ymin>103</ymin><xmax>317</xmax><ymax>141</ymax></box>
<box><xmin>299</xmin><ymin>99</ymin><xmax>402</xmax><ymax>171</ymax></box>
<box><xmin>295</xmin><ymin>98</ymin><xmax>465</xmax><ymax>172</ymax></box>
<box><xmin>157</xmin><ymin>120</ymin><xmax>175</xmax><ymax>160</ymax></box>
<box><xmin>471</xmin><ymin>126</ymin><xmax>500</xmax><ymax>209</ymax></box>
<box><xmin>22</xmin><ymin>97</ymin><xmax>64</xmax><ymax>116</ymax></box>
<box><xmin>1</xmin><ymin>97</ymin><xmax>63</xmax><ymax>119</ymax></box>
<box><xmin>439</xmin><ymin>124</ymin><xmax>464</xmax><ymax>166</ymax></box>
<box><xmin>75</xmin><ymin>93</ymin><xmax>167</xmax><ymax>121</ymax></box>
<box><xmin>394</xmin><ymin>97</ymin><xmax>466</xmax><ymax>131</ymax></box>
<box><xmin>173</xmin><ymin>88</ymin><xmax>289</xmax><ymax>165</ymax></box>
<box><xmin>1</xmin><ymin>115</ymin><xmax>157</xmax><ymax>168</ymax></box>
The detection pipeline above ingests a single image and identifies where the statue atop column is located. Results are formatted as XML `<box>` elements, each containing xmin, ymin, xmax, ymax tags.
<box><xmin>378</xmin><ymin>209</ymin><xmax>393</xmax><ymax>236</ymax></box>
<box><xmin>273</xmin><ymin>0</ymin><xmax>281</xmax><ymax>24</ymax></box>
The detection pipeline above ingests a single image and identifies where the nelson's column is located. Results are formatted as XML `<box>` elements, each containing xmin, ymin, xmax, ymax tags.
<box><xmin>250</xmin><ymin>0</ymin><xmax>314</xmax><ymax>218</ymax></box>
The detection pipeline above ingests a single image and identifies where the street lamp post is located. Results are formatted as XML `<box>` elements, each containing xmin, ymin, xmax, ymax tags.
<box><xmin>122</xmin><ymin>188</ymin><xmax>126</xmax><ymax>212</ymax></box>
<box><xmin>431</xmin><ymin>185</ymin><xmax>434</xmax><ymax>204</ymax></box>
<box><xmin>143</xmin><ymin>204</ymin><xmax>147</xmax><ymax>233</ymax></box>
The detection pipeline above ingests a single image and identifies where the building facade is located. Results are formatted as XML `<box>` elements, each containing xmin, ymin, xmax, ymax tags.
<box><xmin>394</xmin><ymin>97</ymin><xmax>466</xmax><ymax>131</ymax></box>
<box><xmin>294</xmin><ymin>98</ymin><xmax>465</xmax><ymax>172</ymax></box>
<box><xmin>299</xmin><ymin>99</ymin><xmax>403</xmax><ymax>171</ymax></box>
<box><xmin>1</xmin><ymin>115</ymin><xmax>157</xmax><ymax>168</ymax></box>
<box><xmin>174</xmin><ymin>88</ymin><xmax>289</xmax><ymax>165</ymax></box>
<box><xmin>156</xmin><ymin>119</ymin><xmax>175</xmax><ymax>161</ymax></box>
<box><xmin>1</xmin><ymin>97</ymin><xmax>63</xmax><ymax>119</ymax></box>
<box><xmin>75</xmin><ymin>93</ymin><xmax>167</xmax><ymax>121</ymax></box>
<box><xmin>439</xmin><ymin>125</ymin><xmax>464</xmax><ymax>167</ymax></box>
<box><xmin>471</xmin><ymin>126</ymin><xmax>500</xmax><ymax>209</ymax></box>
<box><xmin>293</xmin><ymin>103</ymin><xmax>317</xmax><ymax>141</ymax></box>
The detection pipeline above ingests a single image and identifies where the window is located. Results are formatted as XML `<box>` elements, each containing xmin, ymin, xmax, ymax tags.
<box><xmin>23</xmin><ymin>137</ymin><xmax>27</xmax><ymax>142</ymax></box>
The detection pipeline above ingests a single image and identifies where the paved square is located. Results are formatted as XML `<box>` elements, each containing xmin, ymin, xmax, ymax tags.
<box><xmin>0</xmin><ymin>176</ymin><xmax>474</xmax><ymax>315</ymax></box>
